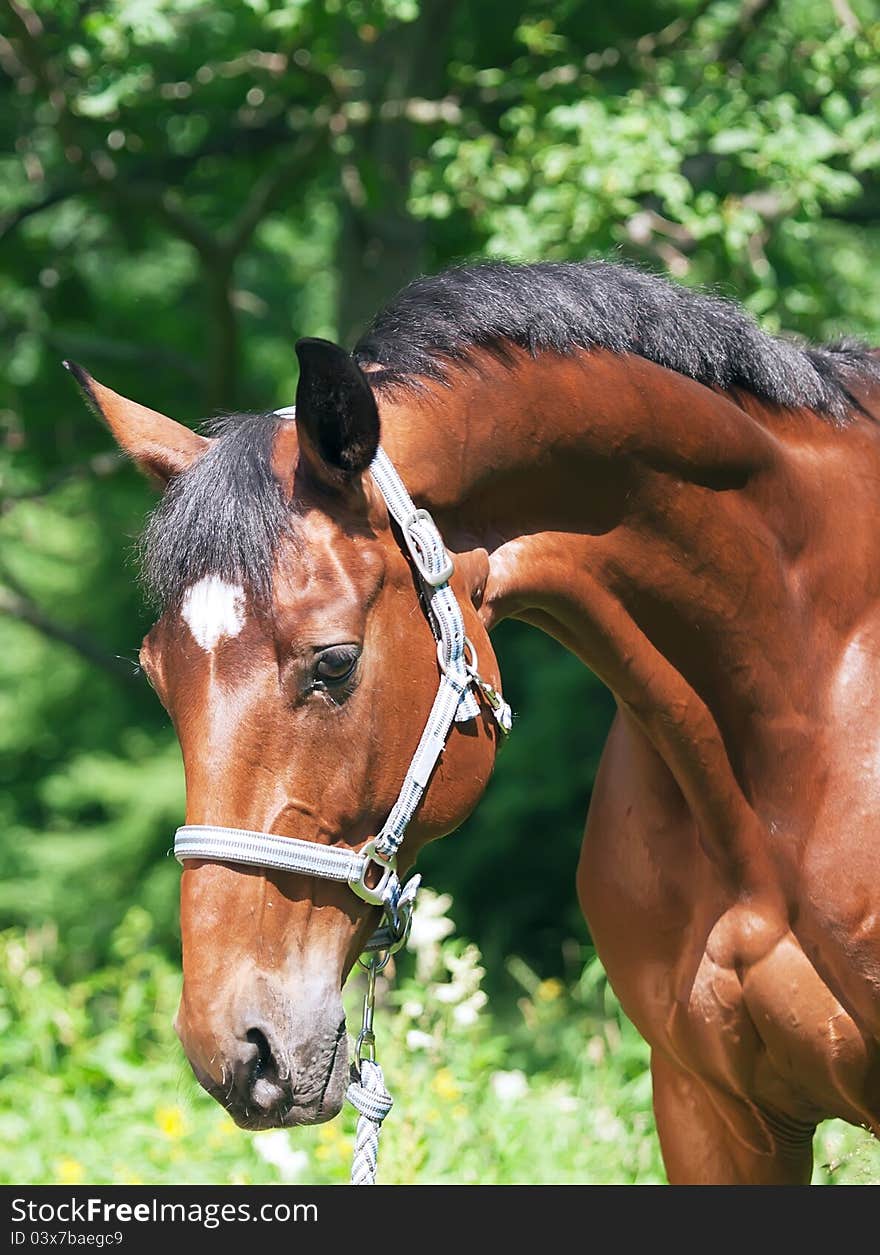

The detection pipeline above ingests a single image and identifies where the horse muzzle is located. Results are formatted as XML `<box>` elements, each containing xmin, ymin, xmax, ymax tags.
<box><xmin>175</xmin><ymin>989</ymin><xmax>349</xmax><ymax>1130</ymax></box>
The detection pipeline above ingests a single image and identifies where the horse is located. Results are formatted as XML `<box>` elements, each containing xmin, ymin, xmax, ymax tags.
<box><xmin>67</xmin><ymin>259</ymin><xmax>880</xmax><ymax>1185</ymax></box>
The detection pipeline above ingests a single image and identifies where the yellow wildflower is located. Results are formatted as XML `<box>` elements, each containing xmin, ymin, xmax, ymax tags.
<box><xmin>315</xmin><ymin>1121</ymin><xmax>349</xmax><ymax>1162</ymax></box>
<box><xmin>155</xmin><ymin>1104</ymin><xmax>186</xmax><ymax>1139</ymax></box>
<box><xmin>315</xmin><ymin>1140</ymin><xmax>348</xmax><ymax>1164</ymax></box>
<box><xmin>536</xmin><ymin>978</ymin><xmax>564</xmax><ymax>1002</ymax></box>
<box><xmin>430</xmin><ymin>1068</ymin><xmax>461</xmax><ymax>1101</ymax></box>
<box><xmin>54</xmin><ymin>1158</ymin><xmax>84</xmax><ymax>1185</ymax></box>
<box><xmin>206</xmin><ymin>1120</ymin><xmax>237</xmax><ymax>1148</ymax></box>
<box><xmin>317</xmin><ymin>1122</ymin><xmax>348</xmax><ymax>1146</ymax></box>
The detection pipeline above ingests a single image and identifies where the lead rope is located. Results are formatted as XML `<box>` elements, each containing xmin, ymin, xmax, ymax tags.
<box><xmin>343</xmin><ymin>449</ymin><xmax>510</xmax><ymax>1182</ymax></box>
<box><xmin>340</xmin><ymin>451</ymin><xmax>512</xmax><ymax>1184</ymax></box>
<box><xmin>346</xmin><ymin>953</ymin><xmax>393</xmax><ymax>1185</ymax></box>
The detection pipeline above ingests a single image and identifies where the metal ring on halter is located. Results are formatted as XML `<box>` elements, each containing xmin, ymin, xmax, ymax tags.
<box><xmin>436</xmin><ymin>636</ymin><xmax>477</xmax><ymax>677</ymax></box>
<box><xmin>347</xmin><ymin>838</ymin><xmax>398</xmax><ymax>907</ymax></box>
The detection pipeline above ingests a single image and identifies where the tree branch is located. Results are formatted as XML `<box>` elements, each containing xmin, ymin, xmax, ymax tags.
<box><xmin>6</xmin><ymin>0</ymin><xmax>82</xmax><ymax>161</ymax></box>
<box><xmin>221</xmin><ymin>133</ymin><xmax>321</xmax><ymax>257</ymax></box>
<box><xmin>628</xmin><ymin>0</ymin><xmax>719</xmax><ymax>59</ymax></box>
<box><xmin>0</xmin><ymin>573</ymin><xmax>140</xmax><ymax>687</ymax></box>
<box><xmin>45</xmin><ymin>330</ymin><xmax>203</xmax><ymax>383</ymax></box>
<box><xmin>1</xmin><ymin>450</ymin><xmax>125</xmax><ymax>517</ymax></box>
<box><xmin>0</xmin><ymin>185</ymin><xmax>78</xmax><ymax>243</ymax></box>
<box><xmin>830</xmin><ymin>0</ymin><xmax>860</xmax><ymax>32</ymax></box>
<box><xmin>714</xmin><ymin>0</ymin><xmax>781</xmax><ymax>65</ymax></box>
<box><xmin>111</xmin><ymin>183</ymin><xmax>221</xmax><ymax>260</ymax></box>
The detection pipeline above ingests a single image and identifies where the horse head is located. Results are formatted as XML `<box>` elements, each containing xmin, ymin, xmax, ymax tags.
<box><xmin>68</xmin><ymin>339</ymin><xmax>504</xmax><ymax>1129</ymax></box>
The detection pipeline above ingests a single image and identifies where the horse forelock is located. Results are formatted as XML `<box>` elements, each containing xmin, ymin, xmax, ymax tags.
<box><xmin>139</xmin><ymin>410</ymin><xmax>295</xmax><ymax>609</ymax></box>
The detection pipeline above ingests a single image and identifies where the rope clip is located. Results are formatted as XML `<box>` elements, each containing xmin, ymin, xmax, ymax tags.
<box><xmin>354</xmin><ymin>951</ymin><xmax>389</xmax><ymax>1069</ymax></box>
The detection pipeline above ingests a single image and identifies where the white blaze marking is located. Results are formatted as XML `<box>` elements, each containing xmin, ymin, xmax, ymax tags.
<box><xmin>181</xmin><ymin>576</ymin><xmax>246</xmax><ymax>651</ymax></box>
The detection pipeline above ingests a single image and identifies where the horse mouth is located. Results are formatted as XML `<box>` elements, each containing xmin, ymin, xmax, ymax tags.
<box><xmin>228</xmin><ymin>1098</ymin><xmax>341</xmax><ymax>1132</ymax></box>
<box><xmin>198</xmin><ymin>1020</ymin><xmax>349</xmax><ymax>1131</ymax></box>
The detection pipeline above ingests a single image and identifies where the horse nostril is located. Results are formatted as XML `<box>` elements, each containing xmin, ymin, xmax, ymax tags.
<box><xmin>242</xmin><ymin>1027</ymin><xmax>288</xmax><ymax>1115</ymax></box>
<box><xmin>245</xmin><ymin>1027</ymin><xmax>274</xmax><ymax>1080</ymax></box>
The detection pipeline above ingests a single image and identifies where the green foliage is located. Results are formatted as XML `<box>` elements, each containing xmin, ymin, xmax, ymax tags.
<box><xmin>1</xmin><ymin>895</ymin><xmax>876</xmax><ymax>1184</ymax></box>
<box><xmin>411</xmin><ymin>0</ymin><xmax>880</xmax><ymax>337</ymax></box>
<box><xmin>1</xmin><ymin>0</ymin><xmax>879</xmax><ymax>1183</ymax></box>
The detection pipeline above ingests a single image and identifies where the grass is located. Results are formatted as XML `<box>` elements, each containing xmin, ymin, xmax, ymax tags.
<box><xmin>0</xmin><ymin>897</ymin><xmax>877</xmax><ymax>1186</ymax></box>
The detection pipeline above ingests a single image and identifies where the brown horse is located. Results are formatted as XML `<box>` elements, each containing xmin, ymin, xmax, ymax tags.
<box><xmin>68</xmin><ymin>260</ymin><xmax>880</xmax><ymax>1184</ymax></box>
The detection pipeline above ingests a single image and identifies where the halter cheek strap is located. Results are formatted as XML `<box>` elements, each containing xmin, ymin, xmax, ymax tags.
<box><xmin>173</xmin><ymin>437</ymin><xmax>512</xmax><ymax>952</ymax></box>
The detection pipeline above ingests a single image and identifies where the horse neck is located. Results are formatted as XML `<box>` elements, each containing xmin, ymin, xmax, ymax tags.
<box><xmin>377</xmin><ymin>349</ymin><xmax>876</xmax><ymax>891</ymax></box>
<box><xmin>378</xmin><ymin>347</ymin><xmax>780</xmax><ymax>640</ymax></box>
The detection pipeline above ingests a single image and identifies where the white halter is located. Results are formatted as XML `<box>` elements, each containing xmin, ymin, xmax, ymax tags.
<box><xmin>174</xmin><ymin>429</ymin><xmax>511</xmax><ymax>951</ymax></box>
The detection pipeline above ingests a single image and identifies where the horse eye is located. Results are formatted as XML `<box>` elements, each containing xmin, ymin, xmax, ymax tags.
<box><xmin>314</xmin><ymin>645</ymin><xmax>360</xmax><ymax>684</ymax></box>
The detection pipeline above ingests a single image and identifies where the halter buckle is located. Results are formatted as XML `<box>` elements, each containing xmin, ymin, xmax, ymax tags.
<box><xmin>348</xmin><ymin>839</ymin><xmax>399</xmax><ymax>907</ymax></box>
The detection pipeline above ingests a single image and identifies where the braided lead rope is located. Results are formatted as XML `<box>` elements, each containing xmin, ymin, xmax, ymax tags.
<box><xmin>346</xmin><ymin>952</ymin><xmax>393</xmax><ymax>1185</ymax></box>
<box><xmin>346</xmin><ymin>1060</ymin><xmax>393</xmax><ymax>1185</ymax></box>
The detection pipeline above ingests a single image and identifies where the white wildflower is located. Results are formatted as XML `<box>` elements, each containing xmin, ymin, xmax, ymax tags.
<box><xmin>592</xmin><ymin>1107</ymin><xmax>626</xmax><ymax>1143</ymax></box>
<box><xmin>453</xmin><ymin>990</ymin><xmax>487</xmax><ymax>1026</ymax></box>
<box><xmin>408</xmin><ymin>890</ymin><xmax>455</xmax><ymax>949</ymax></box>
<box><xmin>490</xmin><ymin>1070</ymin><xmax>529</xmax><ymax>1103</ymax></box>
<box><xmin>406</xmin><ymin>1029</ymin><xmax>435</xmax><ymax>1050</ymax></box>
<box><xmin>252</xmin><ymin>1131</ymin><xmax>308</xmax><ymax>1181</ymax></box>
<box><xmin>453</xmin><ymin>1003</ymin><xmax>479</xmax><ymax>1027</ymax></box>
<box><xmin>433</xmin><ymin>980</ymin><xmax>469</xmax><ymax>1004</ymax></box>
<box><xmin>407</xmin><ymin>890</ymin><xmax>456</xmax><ymax>981</ymax></box>
<box><xmin>585</xmin><ymin>1036</ymin><xmax>605</xmax><ymax>1065</ymax></box>
<box><xmin>432</xmin><ymin>940</ymin><xmax>486</xmax><ymax>1009</ymax></box>
<box><xmin>446</xmin><ymin>943</ymin><xmax>484</xmax><ymax>982</ymax></box>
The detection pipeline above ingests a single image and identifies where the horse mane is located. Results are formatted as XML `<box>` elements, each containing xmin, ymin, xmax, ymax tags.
<box><xmin>353</xmin><ymin>260</ymin><xmax>879</xmax><ymax>423</ymax></box>
<box><xmin>141</xmin><ymin>260</ymin><xmax>880</xmax><ymax>608</ymax></box>
<box><xmin>139</xmin><ymin>411</ymin><xmax>292</xmax><ymax>608</ymax></box>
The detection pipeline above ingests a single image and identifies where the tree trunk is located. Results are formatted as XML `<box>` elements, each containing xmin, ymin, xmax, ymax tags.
<box><xmin>335</xmin><ymin>1</ymin><xmax>459</xmax><ymax>346</ymax></box>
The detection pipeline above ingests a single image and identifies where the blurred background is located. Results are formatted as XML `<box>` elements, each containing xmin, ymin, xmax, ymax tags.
<box><xmin>1</xmin><ymin>0</ymin><xmax>878</xmax><ymax>1185</ymax></box>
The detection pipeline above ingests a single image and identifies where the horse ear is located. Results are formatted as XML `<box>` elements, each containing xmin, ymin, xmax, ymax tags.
<box><xmin>294</xmin><ymin>338</ymin><xmax>380</xmax><ymax>486</ymax></box>
<box><xmin>64</xmin><ymin>361</ymin><xmax>210</xmax><ymax>487</ymax></box>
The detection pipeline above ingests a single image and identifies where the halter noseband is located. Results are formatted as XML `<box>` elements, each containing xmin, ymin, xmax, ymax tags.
<box><xmin>173</xmin><ymin>432</ymin><xmax>512</xmax><ymax>953</ymax></box>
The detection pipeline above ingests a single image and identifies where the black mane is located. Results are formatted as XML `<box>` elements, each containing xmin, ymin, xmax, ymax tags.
<box><xmin>354</xmin><ymin>260</ymin><xmax>878</xmax><ymax>422</ymax></box>
<box><xmin>141</xmin><ymin>260</ymin><xmax>879</xmax><ymax>607</ymax></box>
<box><xmin>139</xmin><ymin>411</ymin><xmax>291</xmax><ymax>608</ymax></box>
